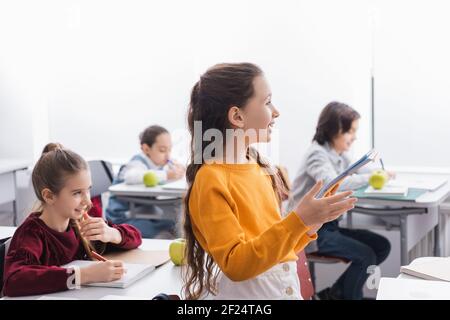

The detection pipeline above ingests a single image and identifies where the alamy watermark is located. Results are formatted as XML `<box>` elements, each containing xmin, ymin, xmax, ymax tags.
<box><xmin>366</xmin><ymin>265</ymin><xmax>382</xmax><ymax>290</ymax></box>
<box><xmin>191</xmin><ymin>121</ymin><xmax>280</xmax><ymax>170</ymax></box>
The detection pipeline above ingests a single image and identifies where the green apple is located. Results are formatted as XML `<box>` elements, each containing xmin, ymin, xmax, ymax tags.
<box><xmin>169</xmin><ymin>238</ymin><xmax>186</xmax><ymax>266</ymax></box>
<box><xmin>369</xmin><ymin>170</ymin><xmax>389</xmax><ymax>190</ymax></box>
<box><xmin>143</xmin><ymin>171</ymin><xmax>159</xmax><ymax>187</ymax></box>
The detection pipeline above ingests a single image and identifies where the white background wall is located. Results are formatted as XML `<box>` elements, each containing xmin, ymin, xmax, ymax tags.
<box><xmin>2</xmin><ymin>1</ymin><xmax>450</xmax><ymax>175</ymax></box>
<box><xmin>374</xmin><ymin>0</ymin><xmax>450</xmax><ymax>170</ymax></box>
<box><xmin>2</xmin><ymin>0</ymin><xmax>450</xmax><ymax>298</ymax></box>
<box><xmin>0</xmin><ymin>0</ymin><xmax>374</xmax><ymax>177</ymax></box>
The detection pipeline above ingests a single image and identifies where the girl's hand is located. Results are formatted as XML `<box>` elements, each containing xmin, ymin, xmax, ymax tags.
<box><xmin>79</xmin><ymin>213</ymin><xmax>122</xmax><ymax>244</ymax></box>
<box><xmin>167</xmin><ymin>165</ymin><xmax>185</xmax><ymax>181</ymax></box>
<box><xmin>80</xmin><ymin>260</ymin><xmax>125</xmax><ymax>284</ymax></box>
<box><xmin>171</xmin><ymin>161</ymin><xmax>186</xmax><ymax>171</ymax></box>
<box><xmin>386</xmin><ymin>171</ymin><xmax>396</xmax><ymax>180</ymax></box>
<box><xmin>295</xmin><ymin>181</ymin><xmax>357</xmax><ymax>226</ymax></box>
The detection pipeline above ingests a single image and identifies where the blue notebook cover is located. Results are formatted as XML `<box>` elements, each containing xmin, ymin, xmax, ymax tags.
<box><xmin>316</xmin><ymin>149</ymin><xmax>378</xmax><ymax>198</ymax></box>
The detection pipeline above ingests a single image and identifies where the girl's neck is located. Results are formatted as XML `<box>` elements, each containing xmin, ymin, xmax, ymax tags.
<box><xmin>39</xmin><ymin>208</ymin><xmax>70</xmax><ymax>232</ymax></box>
<box><xmin>224</xmin><ymin>140</ymin><xmax>252</xmax><ymax>164</ymax></box>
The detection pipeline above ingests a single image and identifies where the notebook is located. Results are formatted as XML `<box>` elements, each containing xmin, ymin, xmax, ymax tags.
<box><xmin>364</xmin><ymin>185</ymin><xmax>408</xmax><ymax>197</ymax></box>
<box><xmin>316</xmin><ymin>149</ymin><xmax>378</xmax><ymax>198</ymax></box>
<box><xmin>161</xmin><ymin>179</ymin><xmax>187</xmax><ymax>191</ymax></box>
<box><xmin>400</xmin><ymin>257</ymin><xmax>450</xmax><ymax>282</ymax></box>
<box><xmin>103</xmin><ymin>249</ymin><xmax>170</xmax><ymax>267</ymax></box>
<box><xmin>377</xmin><ymin>277</ymin><xmax>450</xmax><ymax>300</ymax></box>
<box><xmin>62</xmin><ymin>260</ymin><xmax>155</xmax><ymax>288</ymax></box>
<box><xmin>390</xmin><ymin>177</ymin><xmax>447</xmax><ymax>191</ymax></box>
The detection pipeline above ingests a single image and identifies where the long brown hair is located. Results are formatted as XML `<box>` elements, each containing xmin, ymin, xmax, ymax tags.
<box><xmin>32</xmin><ymin>143</ymin><xmax>95</xmax><ymax>259</ymax></box>
<box><xmin>182</xmin><ymin>63</ymin><xmax>288</xmax><ymax>299</ymax></box>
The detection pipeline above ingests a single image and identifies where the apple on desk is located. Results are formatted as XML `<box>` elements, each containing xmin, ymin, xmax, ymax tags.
<box><xmin>369</xmin><ymin>170</ymin><xmax>389</xmax><ymax>189</ymax></box>
<box><xmin>143</xmin><ymin>171</ymin><xmax>159</xmax><ymax>187</ymax></box>
<box><xmin>169</xmin><ymin>238</ymin><xmax>186</xmax><ymax>266</ymax></box>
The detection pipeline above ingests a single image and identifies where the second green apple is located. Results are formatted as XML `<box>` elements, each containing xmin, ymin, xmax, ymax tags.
<box><xmin>369</xmin><ymin>170</ymin><xmax>389</xmax><ymax>189</ymax></box>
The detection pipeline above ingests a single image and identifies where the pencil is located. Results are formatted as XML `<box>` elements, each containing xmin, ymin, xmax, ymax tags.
<box><xmin>380</xmin><ymin>158</ymin><xmax>385</xmax><ymax>171</ymax></box>
<box><xmin>91</xmin><ymin>250</ymin><xmax>108</xmax><ymax>262</ymax></box>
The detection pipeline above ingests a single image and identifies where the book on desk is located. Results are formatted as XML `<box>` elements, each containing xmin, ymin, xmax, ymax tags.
<box><xmin>364</xmin><ymin>184</ymin><xmax>409</xmax><ymax>197</ymax></box>
<box><xmin>62</xmin><ymin>249</ymin><xmax>170</xmax><ymax>288</ymax></box>
<box><xmin>62</xmin><ymin>260</ymin><xmax>155</xmax><ymax>288</ymax></box>
<box><xmin>400</xmin><ymin>257</ymin><xmax>450</xmax><ymax>282</ymax></box>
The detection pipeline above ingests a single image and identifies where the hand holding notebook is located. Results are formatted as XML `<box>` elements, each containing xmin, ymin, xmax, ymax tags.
<box><xmin>293</xmin><ymin>180</ymin><xmax>357</xmax><ymax>227</ymax></box>
<box><xmin>316</xmin><ymin>149</ymin><xmax>379</xmax><ymax>198</ymax></box>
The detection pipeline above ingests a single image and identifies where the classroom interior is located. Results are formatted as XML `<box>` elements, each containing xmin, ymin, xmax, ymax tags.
<box><xmin>2</xmin><ymin>0</ymin><xmax>450</xmax><ymax>300</ymax></box>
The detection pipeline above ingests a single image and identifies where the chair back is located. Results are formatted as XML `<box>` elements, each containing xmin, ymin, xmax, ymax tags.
<box><xmin>88</xmin><ymin>160</ymin><xmax>114</xmax><ymax>198</ymax></box>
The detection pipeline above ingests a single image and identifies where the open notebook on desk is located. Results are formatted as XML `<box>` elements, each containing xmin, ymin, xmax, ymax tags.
<box><xmin>400</xmin><ymin>257</ymin><xmax>450</xmax><ymax>282</ymax></box>
<box><xmin>390</xmin><ymin>177</ymin><xmax>447</xmax><ymax>191</ymax></box>
<box><xmin>62</xmin><ymin>260</ymin><xmax>155</xmax><ymax>288</ymax></box>
<box><xmin>61</xmin><ymin>249</ymin><xmax>170</xmax><ymax>288</ymax></box>
<box><xmin>316</xmin><ymin>149</ymin><xmax>378</xmax><ymax>198</ymax></box>
<box><xmin>161</xmin><ymin>179</ymin><xmax>187</xmax><ymax>191</ymax></box>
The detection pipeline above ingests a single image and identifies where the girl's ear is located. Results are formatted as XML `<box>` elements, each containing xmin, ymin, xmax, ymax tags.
<box><xmin>41</xmin><ymin>188</ymin><xmax>55</xmax><ymax>205</ymax></box>
<box><xmin>141</xmin><ymin>143</ymin><xmax>151</xmax><ymax>154</ymax></box>
<box><xmin>228</xmin><ymin>106</ymin><xmax>245</xmax><ymax>128</ymax></box>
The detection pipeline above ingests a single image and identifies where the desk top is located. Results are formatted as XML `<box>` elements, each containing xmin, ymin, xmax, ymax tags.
<box><xmin>0</xmin><ymin>159</ymin><xmax>30</xmax><ymax>175</ymax></box>
<box><xmin>109</xmin><ymin>183</ymin><xmax>186</xmax><ymax>198</ymax></box>
<box><xmin>355</xmin><ymin>173</ymin><xmax>450</xmax><ymax>207</ymax></box>
<box><xmin>0</xmin><ymin>226</ymin><xmax>16</xmax><ymax>239</ymax></box>
<box><xmin>377</xmin><ymin>256</ymin><xmax>450</xmax><ymax>299</ymax></box>
<box><xmin>377</xmin><ymin>276</ymin><xmax>450</xmax><ymax>300</ymax></box>
<box><xmin>0</xmin><ymin>227</ymin><xmax>183</xmax><ymax>300</ymax></box>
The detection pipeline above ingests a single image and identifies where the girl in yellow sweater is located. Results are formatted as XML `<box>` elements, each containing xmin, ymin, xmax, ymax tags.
<box><xmin>182</xmin><ymin>63</ymin><xmax>357</xmax><ymax>300</ymax></box>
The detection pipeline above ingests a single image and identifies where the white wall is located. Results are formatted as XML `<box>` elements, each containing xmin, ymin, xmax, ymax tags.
<box><xmin>0</xmin><ymin>0</ymin><xmax>373</xmax><ymax>178</ymax></box>
<box><xmin>374</xmin><ymin>0</ymin><xmax>450</xmax><ymax>170</ymax></box>
<box><xmin>0</xmin><ymin>1</ymin><xmax>51</xmax><ymax>160</ymax></box>
<box><xmin>2</xmin><ymin>0</ymin><xmax>450</xmax><ymax>298</ymax></box>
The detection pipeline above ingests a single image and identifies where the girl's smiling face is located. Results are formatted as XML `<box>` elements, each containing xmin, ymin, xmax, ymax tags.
<box><xmin>43</xmin><ymin>169</ymin><xmax>92</xmax><ymax>220</ymax></box>
<box><xmin>230</xmin><ymin>75</ymin><xmax>279</xmax><ymax>144</ymax></box>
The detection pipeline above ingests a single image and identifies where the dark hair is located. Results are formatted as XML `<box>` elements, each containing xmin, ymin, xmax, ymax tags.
<box><xmin>182</xmin><ymin>63</ymin><xmax>288</xmax><ymax>300</ymax></box>
<box><xmin>41</xmin><ymin>142</ymin><xmax>64</xmax><ymax>154</ymax></box>
<box><xmin>32</xmin><ymin>142</ymin><xmax>96</xmax><ymax>259</ymax></box>
<box><xmin>139</xmin><ymin>125</ymin><xmax>169</xmax><ymax>147</ymax></box>
<box><xmin>313</xmin><ymin>101</ymin><xmax>360</xmax><ymax>145</ymax></box>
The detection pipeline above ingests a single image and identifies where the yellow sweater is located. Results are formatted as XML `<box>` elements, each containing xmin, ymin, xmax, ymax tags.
<box><xmin>188</xmin><ymin>163</ymin><xmax>317</xmax><ymax>281</ymax></box>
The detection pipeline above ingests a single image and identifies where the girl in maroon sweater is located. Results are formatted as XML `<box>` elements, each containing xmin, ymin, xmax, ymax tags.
<box><xmin>2</xmin><ymin>143</ymin><xmax>142</xmax><ymax>297</ymax></box>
